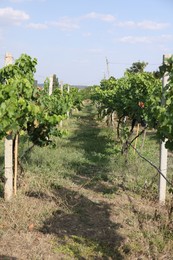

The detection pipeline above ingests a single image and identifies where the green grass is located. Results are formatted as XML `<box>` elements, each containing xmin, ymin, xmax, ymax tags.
<box><xmin>21</xmin><ymin>106</ymin><xmax>159</xmax><ymax>195</ymax></box>
<box><xmin>0</xmin><ymin>102</ymin><xmax>173</xmax><ymax>259</ymax></box>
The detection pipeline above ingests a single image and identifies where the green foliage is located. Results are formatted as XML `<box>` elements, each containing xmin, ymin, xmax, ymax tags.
<box><xmin>119</xmin><ymin>72</ymin><xmax>161</xmax><ymax>125</ymax></box>
<box><xmin>91</xmin><ymin>72</ymin><xmax>161</xmax><ymax>128</ymax></box>
<box><xmin>68</xmin><ymin>87</ymin><xmax>83</xmax><ymax>111</ymax></box>
<box><xmin>126</xmin><ymin>61</ymin><xmax>148</xmax><ymax>73</ymax></box>
<box><xmin>0</xmin><ymin>53</ymin><xmax>70</xmax><ymax>146</ymax></box>
<box><xmin>0</xmin><ymin>54</ymin><xmax>38</xmax><ymax>138</ymax></box>
<box><xmin>91</xmin><ymin>56</ymin><xmax>173</xmax><ymax>151</ymax></box>
<box><xmin>79</xmin><ymin>86</ymin><xmax>93</xmax><ymax>100</ymax></box>
<box><xmin>91</xmin><ymin>60</ymin><xmax>173</xmax><ymax>147</ymax></box>
<box><xmin>152</xmin><ymin>55</ymin><xmax>173</xmax><ymax>149</ymax></box>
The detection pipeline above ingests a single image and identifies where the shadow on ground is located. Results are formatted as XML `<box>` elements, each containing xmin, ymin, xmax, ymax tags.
<box><xmin>25</xmin><ymin>104</ymin><xmax>125</xmax><ymax>258</ymax></box>
<box><xmin>39</xmin><ymin>185</ymin><xmax>124</xmax><ymax>259</ymax></box>
<box><xmin>0</xmin><ymin>256</ymin><xmax>17</xmax><ymax>260</ymax></box>
<box><xmin>63</xmin><ymin>104</ymin><xmax>118</xmax><ymax>191</ymax></box>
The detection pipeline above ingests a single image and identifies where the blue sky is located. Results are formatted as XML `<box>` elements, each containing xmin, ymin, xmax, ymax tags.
<box><xmin>0</xmin><ymin>0</ymin><xmax>173</xmax><ymax>85</ymax></box>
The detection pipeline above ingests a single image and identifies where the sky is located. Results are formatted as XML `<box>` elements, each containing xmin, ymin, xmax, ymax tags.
<box><xmin>0</xmin><ymin>0</ymin><xmax>173</xmax><ymax>86</ymax></box>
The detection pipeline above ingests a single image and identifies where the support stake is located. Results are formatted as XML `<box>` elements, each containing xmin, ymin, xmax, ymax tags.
<box><xmin>159</xmin><ymin>54</ymin><xmax>171</xmax><ymax>205</ymax></box>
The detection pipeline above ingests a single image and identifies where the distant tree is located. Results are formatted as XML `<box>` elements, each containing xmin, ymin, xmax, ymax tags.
<box><xmin>126</xmin><ymin>61</ymin><xmax>148</xmax><ymax>73</ymax></box>
<box><xmin>53</xmin><ymin>74</ymin><xmax>59</xmax><ymax>91</ymax></box>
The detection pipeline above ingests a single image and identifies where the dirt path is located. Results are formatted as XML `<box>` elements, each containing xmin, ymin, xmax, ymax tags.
<box><xmin>0</xmin><ymin>104</ymin><xmax>172</xmax><ymax>259</ymax></box>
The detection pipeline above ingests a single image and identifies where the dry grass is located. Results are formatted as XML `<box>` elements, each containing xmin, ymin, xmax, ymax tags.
<box><xmin>0</xmin><ymin>103</ymin><xmax>173</xmax><ymax>259</ymax></box>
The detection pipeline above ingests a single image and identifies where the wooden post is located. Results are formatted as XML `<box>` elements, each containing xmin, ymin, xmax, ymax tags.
<box><xmin>159</xmin><ymin>54</ymin><xmax>171</xmax><ymax>205</ymax></box>
<box><xmin>4</xmin><ymin>52</ymin><xmax>13</xmax><ymax>201</ymax></box>
<box><xmin>141</xmin><ymin>129</ymin><xmax>146</xmax><ymax>151</ymax></box>
<box><xmin>134</xmin><ymin>123</ymin><xmax>140</xmax><ymax>154</ymax></box>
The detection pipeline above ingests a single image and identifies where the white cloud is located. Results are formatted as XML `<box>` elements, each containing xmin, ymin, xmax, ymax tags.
<box><xmin>0</xmin><ymin>7</ymin><xmax>29</xmax><ymax>25</ymax></box>
<box><xmin>118</xmin><ymin>36</ymin><xmax>152</xmax><ymax>44</ymax></box>
<box><xmin>117</xmin><ymin>20</ymin><xmax>170</xmax><ymax>30</ymax></box>
<box><xmin>83</xmin><ymin>12</ymin><xmax>116</xmax><ymax>22</ymax></box>
<box><xmin>26</xmin><ymin>16</ymin><xmax>80</xmax><ymax>31</ymax></box>
<box><xmin>45</xmin><ymin>12</ymin><xmax>116</xmax><ymax>31</ymax></box>
<box><xmin>117</xmin><ymin>34</ymin><xmax>173</xmax><ymax>44</ymax></box>
<box><xmin>117</xmin><ymin>21</ymin><xmax>136</xmax><ymax>28</ymax></box>
<box><xmin>138</xmin><ymin>20</ymin><xmax>170</xmax><ymax>30</ymax></box>
<box><xmin>49</xmin><ymin>17</ymin><xmax>80</xmax><ymax>31</ymax></box>
<box><xmin>26</xmin><ymin>23</ymin><xmax>48</xmax><ymax>29</ymax></box>
<box><xmin>25</xmin><ymin>16</ymin><xmax>80</xmax><ymax>31</ymax></box>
